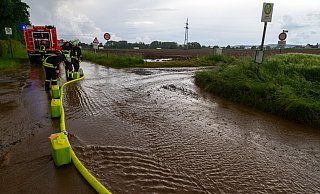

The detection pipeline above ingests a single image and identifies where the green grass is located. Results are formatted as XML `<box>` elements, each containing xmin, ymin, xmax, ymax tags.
<box><xmin>0</xmin><ymin>40</ymin><xmax>28</xmax><ymax>70</ymax></box>
<box><xmin>83</xmin><ymin>50</ymin><xmax>229</xmax><ymax>68</ymax></box>
<box><xmin>82</xmin><ymin>50</ymin><xmax>144</xmax><ymax>68</ymax></box>
<box><xmin>195</xmin><ymin>53</ymin><xmax>320</xmax><ymax>127</ymax></box>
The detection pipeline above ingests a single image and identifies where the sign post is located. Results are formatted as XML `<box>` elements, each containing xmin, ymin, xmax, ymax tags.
<box><xmin>278</xmin><ymin>30</ymin><xmax>288</xmax><ymax>53</ymax></box>
<box><xmin>256</xmin><ymin>2</ymin><xmax>274</xmax><ymax>64</ymax></box>
<box><xmin>5</xmin><ymin>27</ymin><xmax>13</xmax><ymax>58</ymax></box>
<box><xmin>104</xmin><ymin>33</ymin><xmax>111</xmax><ymax>41</ymax></box>
<box><xmin>92</xmin><ymin>37</ymin><xmax>99</xmax><ymax>54</ymax></box>
<box><xmin>103</xmin><ymin>33</ymin><xmax>111</xmax><ymax>58</ymax></box>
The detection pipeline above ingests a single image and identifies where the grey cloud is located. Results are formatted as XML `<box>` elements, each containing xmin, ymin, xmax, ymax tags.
<box><xmin>128</xmin><ymin>8</ymin><xmax>178</xmax><ymax>12</ymax></box>
<box><xmin>279</xmin><ymin>13</ymin><xmax>320</xmax><ymax>44</ymax></box>
<box><xmin>23</xmin><ymin>0</ymin><xmax>320</xmax><ymax>45</ymax></box>
<box><xmin>280</xmin><ymin>15</ymin><xmax>307</xmax><ymax>30</ymax></box>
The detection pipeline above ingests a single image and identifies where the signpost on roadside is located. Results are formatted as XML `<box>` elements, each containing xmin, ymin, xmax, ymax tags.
<box><xmin>104</xmin><ymin>33</ymin><xmax>111</xmax><ymax>41</ymax></box>
<box><xmin>92</xmin><ymin>37</ymin><xmax>99</xmax><ymax>54</ymax></box>
<box><xmin>278</xmin><ymin>30</ymin><xmax>288</xmax><ymax>53</ymax></box>
<box><xmin>103</xmin><ymin>32</ymin><xmax>111</xmax><ymax>58</ymax></box>
<box><xmin>255</xmin><ymin>2</ymin><xmax>274</xmax><ymax>64</ymax></box>
<box><xmin>5</xmin><ymin>27</ymin><xmax>13</xmax><ymax>58</ymax></box>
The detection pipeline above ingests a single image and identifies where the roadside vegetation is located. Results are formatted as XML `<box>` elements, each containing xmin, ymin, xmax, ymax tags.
<box><xmin>0</xmin><ymin>40</ymin><xmax>28</xmax><ymax>70</ymax></box>
<box><xmin>83</xmin><ymin>50</ymin><xmax>144</xmax><ymax>68</ymax></box>
<box><xmin>0</xmin><ymin>0</ymin><xmax>30</xmax><ymax>70</ymax></box>
<box><xmin>195</xmin><ymin>53</ymin><xmax>320</xmax><ymax>127</ymax></box>
<box><xmin>83</xmin><ymin>50</ymin><xmax>230</xmax><ymax>68</ymax></box>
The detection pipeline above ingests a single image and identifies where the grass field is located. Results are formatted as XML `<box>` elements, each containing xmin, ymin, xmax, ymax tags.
<box><xmin>83</xmin><ymin>50</ymin><xmax>230</xmax><ymax>68</ymax></box>
<box><xmin>195</xmin><ymin>53</ymin><xmax>320</xmax><ymax>127</ymax></box>
<box><xmin>82</xmin><ymin>50</ymin><xmax>144</xmax><ymax>68</ymax></box>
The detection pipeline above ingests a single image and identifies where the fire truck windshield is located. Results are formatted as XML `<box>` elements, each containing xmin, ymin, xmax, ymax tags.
<box><xmin>33</xmin><ymin>32</ymin><xmax>50</xmax><ymax>49</ymax></box>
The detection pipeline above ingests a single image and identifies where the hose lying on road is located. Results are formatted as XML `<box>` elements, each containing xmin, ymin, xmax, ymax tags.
<box><xmin>59</xmin><ymin>75</ymin><xmax>112</xmax><ymax>194</ymax></box>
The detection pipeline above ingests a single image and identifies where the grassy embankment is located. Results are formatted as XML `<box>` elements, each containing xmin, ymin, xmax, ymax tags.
<box><xmin>0</xmin><ymin>40</ymin><xmax>28</xmax><ymax>70</ymax></box>
<box><xmin>82</xmin><ymin>50</ymin><xmax>226</xmax><ymax>68</ymax></box>
<box><xmin>195</xmin><ymin>53</ymin><xmax>320</xmax><ymax>127</ymax></box>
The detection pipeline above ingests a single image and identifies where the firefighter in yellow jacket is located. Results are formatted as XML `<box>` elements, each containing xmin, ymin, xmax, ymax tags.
<box><xmin>43</xmin><ymin>51</ymin><xmax>65</xmax><ymax>90</ymax></box>
<box><xmin>61</xmin><ymin>41</ymin><xmax>72</xmax><ymax>72</ymax></box>
<box><xmin>71</xmin><ymin>42</ymin><xmax>82</xmax><ymax>72</ymax></box>
<box><xmin>39</xmin><ymin>44</ymin><xmax>46</xmax><ymax>63</ymax></box>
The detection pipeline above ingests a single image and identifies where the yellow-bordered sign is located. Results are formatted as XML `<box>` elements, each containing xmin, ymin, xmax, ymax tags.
<box><xmin>5</xmin><ymin>27</ymin><xmax>12</xmax><ymax>35</ymax></box>
<box><xmin>261</xmin><ymin>3</ymin><xmax>274</xmax><ymax>22</ymax></box>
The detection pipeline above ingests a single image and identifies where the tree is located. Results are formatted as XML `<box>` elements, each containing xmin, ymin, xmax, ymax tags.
<box><xmin>0</xmin><ymin>0</ymin><xmax>30</xmax><ymax>42</ymax></box>
<box><xmin>187</xmin><ymin>42</ymin><xmax>201</xmax><ymax>49</ymax></box>
<box><xmin>150</xmin><ymin>41</ymin><xmax>161</xmax><ymax>49</ymax></box>
<box><xmin>162</xmin><ymin>42</ymin><xmax>178</xmax><ymax>49</ymax></box>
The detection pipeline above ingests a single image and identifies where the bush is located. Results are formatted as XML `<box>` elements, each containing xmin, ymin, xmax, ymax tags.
<box><xmin>0</xmin><ymin>40</ymin><xmax>28</xmax><ymax>70</ymax></box>
<box><xmin>0</xmin><ymin>39</ymin><xmax>26</xmax><ymax>58</ymax></box>
<box><xmin>0</xmin><ymin>40</ymin><xmax>9</xmax><ymax>57</ymax></box>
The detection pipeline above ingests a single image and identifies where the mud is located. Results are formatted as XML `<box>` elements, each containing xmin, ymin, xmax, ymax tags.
<box><xmin>0</xmin><ymin>65</ymin><xmax>95</xmax><ymax>193</ymax></box>
<box><xmin>1</xmin><ymin>62</ymin><xmax>319</xmax><ymax>194</ymax></box>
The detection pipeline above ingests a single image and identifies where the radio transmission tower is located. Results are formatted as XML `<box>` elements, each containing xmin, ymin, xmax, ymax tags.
<box><xmin>184</xmin><ymin>18</ymin><xmax>189</xmax><ymax>49</ymax></box>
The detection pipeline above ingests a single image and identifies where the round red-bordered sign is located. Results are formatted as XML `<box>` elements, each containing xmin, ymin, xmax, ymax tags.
<box><xmin>278</xmin><ymin>32</ymin><xmax>287</xmax><ymax>41</ymax></box>
<box><xmin>104</xmin><ymin>33</ymin><xmax>111</xmax><ymax>40</ymax></box>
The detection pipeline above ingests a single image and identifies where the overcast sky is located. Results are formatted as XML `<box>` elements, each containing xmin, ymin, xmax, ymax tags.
<box><xmin>23</xmin><ymin>0</ymin><xmax>320</xmax><ymax>46</ymax></box>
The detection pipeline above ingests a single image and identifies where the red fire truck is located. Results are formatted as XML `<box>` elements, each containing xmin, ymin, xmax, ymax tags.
<box><xmin>23</xmin><ymin>25</ymin><xmax>61</xmax><ymax>62</ymax></box>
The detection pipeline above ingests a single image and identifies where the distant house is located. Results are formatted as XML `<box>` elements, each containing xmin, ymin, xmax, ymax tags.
<box><xmin>305</xmin><ymin>44</ymin><xmax>319</xmax><ymax>49</ymax></box>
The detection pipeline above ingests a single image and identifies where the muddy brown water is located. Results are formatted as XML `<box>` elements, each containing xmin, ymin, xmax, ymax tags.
<box><xmin>1</xmin><ymin>62</ymin><xmax>319</xmax><ymax>194</ymax></box>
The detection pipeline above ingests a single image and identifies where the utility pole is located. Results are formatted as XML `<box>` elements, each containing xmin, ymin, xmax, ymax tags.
<box><xmin>184</xmin><ymin>18</ymin><xmax>189</xmax><ymax>49</ymax></box>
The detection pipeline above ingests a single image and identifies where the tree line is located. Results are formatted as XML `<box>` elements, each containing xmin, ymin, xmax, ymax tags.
<box><xmin>80</xmin><ymin>40</ymin><xmax>204</xmax><ymax>49</ymax></box>
<box><xmin>0</xmin><ymin>0</ymin><xmax>30</xmax><ymax>42</ymax></box>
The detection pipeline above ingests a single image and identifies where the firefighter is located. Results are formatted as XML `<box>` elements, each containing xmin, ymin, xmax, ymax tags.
<box><xmin>43</xmin><ymin>51</ymin><xmax>65</xmax><ymax>90</ymax></box>
<box><xmin>61</xmin><ymin>41</ymin><xmax>73</xmax><ymax>72</ymax></box>
<box><xmin>71</xmin><ymin>42</ymin><xmax>82</xmax><ymax>72</ymax></box>
<box><xmin>39</xmin><ymin>40</ymin><xmax>46</xmax><ymax>63</ymax></box>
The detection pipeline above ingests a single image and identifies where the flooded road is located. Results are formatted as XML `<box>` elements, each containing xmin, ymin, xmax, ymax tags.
<box><xmin>1</xmin><ymin>62</ymin><xmax>320</xmax><ymax>193</ymax></box>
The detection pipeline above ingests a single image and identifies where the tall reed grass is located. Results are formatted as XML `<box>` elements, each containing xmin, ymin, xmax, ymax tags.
<box><xmin>195</xmin><ymin>53</ymin><xmax>320</xmax><ymax>127</ymax></box>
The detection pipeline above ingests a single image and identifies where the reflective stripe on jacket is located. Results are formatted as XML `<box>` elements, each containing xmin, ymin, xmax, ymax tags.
<box><xmin>43</xmin><ymin>55</ymin><xmax>57</xmax><ymax>68</ymax></box>
<box><xmin>62</xmin><ymin>50</ymin><xmax>71</xmax><ymax>59</ymax></box>
<box><xmin>39</xmin><ymin>45</ymin><xmax>46</xmax><ymax>52</ymax></box>
<box><xmin>71</xmin><ymin>51</ymin><xmax>79</xmax><ymax>60</ymax></box>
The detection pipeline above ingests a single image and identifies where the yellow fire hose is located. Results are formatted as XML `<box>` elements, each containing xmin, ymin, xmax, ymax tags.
<box><xmin>59</xmin><ymin>75</ymin><xmax>112</xmax><ymax>194</ymax></box>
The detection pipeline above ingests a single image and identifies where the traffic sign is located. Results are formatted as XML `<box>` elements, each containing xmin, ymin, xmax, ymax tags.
<box><xmin>104</xmin><ymin>33</ymin><xmax>111</xmax><ymax>40</ymax></box>
<box><xmin>255</xmin><ymin>50</ymin><xmax>264</xmax><ymax>64</ymax></box>
<box><xmin>93</xmin><ymin>37</ymin><xmax>99</xmax><ymax>44</ymax></box>
<box><xmin>5</xmin><ymin>27</ymin><xmax>12</xmax><ymax>35</ymax></box>
<box><xmin>278</xmin><ymin>32</ymin><xmax>287</xmax><ymax>41</ymax></box>
<box><xmin>261</xmin><ymin>3</ymin><xmax>274</xmax><ymax>22</ymax></box>
<box><xmin>278</xmin><ymin>40</ymin><xmax>286</xmax><ymax>48</ymax></box>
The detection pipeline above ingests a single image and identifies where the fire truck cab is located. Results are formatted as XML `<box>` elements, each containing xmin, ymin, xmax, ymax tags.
<box><xmin>23</xmin><ymin>25</ymin><xmax>61</xmax><ymax>62</ymax></box>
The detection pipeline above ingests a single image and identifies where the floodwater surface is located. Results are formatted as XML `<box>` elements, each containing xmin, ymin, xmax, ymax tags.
<box><xmin>1</xmin><ymin>62</ymin><xmax>319</xmax><ymax>194</ymax></box>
